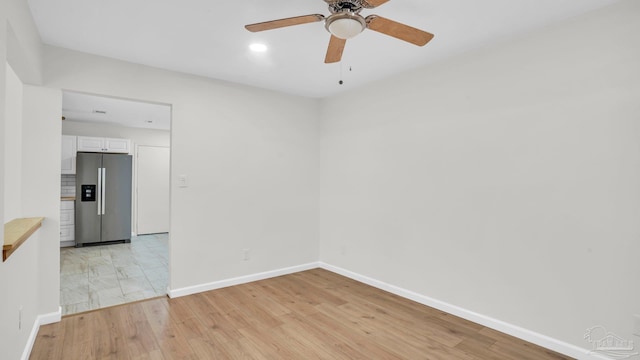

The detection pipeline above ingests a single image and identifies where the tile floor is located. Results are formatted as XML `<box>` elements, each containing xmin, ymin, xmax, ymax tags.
<box><xmin>60</xmin><ymin>233</ymin><xmax>168</xmax><ymax>315</ymax></box>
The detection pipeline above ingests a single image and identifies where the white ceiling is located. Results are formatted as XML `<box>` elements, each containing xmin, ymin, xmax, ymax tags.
<box><xmin>62</xmin><ymin>91</ymin><xmax>171</xmax><ymax>130</ymax></box>
<box><xmin>29</xmin><ymin>0</ymin><xmax>620</xmax><ymax>98</ymax></box>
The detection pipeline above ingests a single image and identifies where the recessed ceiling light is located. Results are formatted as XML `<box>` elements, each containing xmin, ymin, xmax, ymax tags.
<box><xmin>249</xmin><ymin>43</ymin><xmax>267</xmax><ymax>52</ymax></box>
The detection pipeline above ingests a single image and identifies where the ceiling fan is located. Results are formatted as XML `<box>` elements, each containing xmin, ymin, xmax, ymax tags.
<box><xmin>245</xmin><ymin>0</ymin><xmax>434</xmax><ymax>64</ymax></box>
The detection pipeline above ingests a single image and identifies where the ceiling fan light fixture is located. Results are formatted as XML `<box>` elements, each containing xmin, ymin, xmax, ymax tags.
<box><xmin>326</xmin><ymin>13</ymin><xmax>366</xmax><ymax>39</ymax></box>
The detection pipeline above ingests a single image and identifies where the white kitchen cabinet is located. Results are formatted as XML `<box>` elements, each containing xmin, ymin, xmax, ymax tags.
<box><xmin>77</xmin><ymin>136</ymin><xmax>131</xmax><ymax>154</ymax></box>
<box><xmin>104</xmin><ymin>138</ymin><xmax>130</xmax><ymax>153</ymax></box>
<box><xmin>61</xmin><ymin>135</ymin><xmax>77</xmax><ymax>174</ymax></box>
<box><xmin>60</xmin><ymin>225</ymin><xmax>74</xmax><ymax>242</ymax></box>
<box><xmin>60</xmin><ymin>200</ymin><xmax>75</xmax><ymax>246</ymax></box>
<box><xmin>76</xmin><ymin>136</ymin><xmax>103</xmax><ymax>152</ymax></box>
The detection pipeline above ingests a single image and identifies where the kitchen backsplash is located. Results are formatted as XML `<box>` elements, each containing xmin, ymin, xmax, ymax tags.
<box><xmin>61</xmin><ymin>174</ymin><xmax>76</xmax><ymax>196</ymax></box>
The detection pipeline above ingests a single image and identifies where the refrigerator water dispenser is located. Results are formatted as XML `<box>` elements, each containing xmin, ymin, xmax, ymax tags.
<box><xmin>81</xmin><ymin>184</ymin><xmax>96</xmax><ymax>202</ymax></box>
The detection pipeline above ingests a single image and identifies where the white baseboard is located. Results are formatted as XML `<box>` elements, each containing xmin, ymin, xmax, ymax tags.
<box><xmin>38</xmin><ymin>307</ymin><xmax>62</xmax><ymax>325</ymax></box>
<box><xmin>22</xmin><ymin>306</ymin><xmax>62</xmax><ymax>360</ymax></box>
<box><xmin>318</xmin><ymin>262</ymin><xmax>610</xmax><ymax>360</ymax></box>
<box><xmin>60</xmin><ymin>240</ymin><xmax>75</xmax><ymax>248</ymax></box>
<box><xmin>167</xmin><ymin>262</ymin><xmax>320</xmax><ymax>298</ymax></box>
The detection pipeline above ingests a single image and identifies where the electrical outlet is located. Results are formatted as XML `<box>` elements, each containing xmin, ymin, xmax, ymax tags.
<box><xmin>634</xmin><ymin>314</ymin><xmax>640</xmax><ymax>337</ymax></box>
<box><xmin>340</xmin><ymin>246</ymin><xmax>346</xmax><ymax>255</ymax></box>
<box><xmin>19</xmin><ymin>306</ymin><xmax>23</xmax><ymax>330</ymax></box>
<box><xmin>177</xmin><ymin>175</ymin><xmax>188</xmax><ymax>188</ymax></box>
<box><xmin>243</xmin><ymin>249</ymin><xmax>250</xmax><ymax>261</ymax></box>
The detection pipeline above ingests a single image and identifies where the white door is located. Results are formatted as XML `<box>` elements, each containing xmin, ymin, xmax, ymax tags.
<box><xmin>136</xmin><ymin>146</ymin><xmax>170</xmax><ymax>235</ymax></box>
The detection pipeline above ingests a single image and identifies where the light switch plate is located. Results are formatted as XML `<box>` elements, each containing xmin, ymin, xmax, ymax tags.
<box><xmin>634</xmin><ymin>314</ymin><xmax>640</xmax><ymax>337</ymax></box>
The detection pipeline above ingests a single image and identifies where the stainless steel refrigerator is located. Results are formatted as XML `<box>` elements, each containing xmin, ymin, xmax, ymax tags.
<box><xmin>75</xmin><ymin>152</ymin><xmax>132</xmax><ymax>246</ymax></box>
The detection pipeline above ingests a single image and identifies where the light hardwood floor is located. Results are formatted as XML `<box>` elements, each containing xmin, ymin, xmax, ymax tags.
<box><xmin>31</xmin><ymin>268</ymin><xmax>573</xmax><ymax>359</ymax></box>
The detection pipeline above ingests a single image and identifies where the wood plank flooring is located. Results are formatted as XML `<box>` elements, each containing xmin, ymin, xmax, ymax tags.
<box><xmin>31</xmin><ymin>268</ymin><xmax>573</xmax><ymax>359</ymax></box>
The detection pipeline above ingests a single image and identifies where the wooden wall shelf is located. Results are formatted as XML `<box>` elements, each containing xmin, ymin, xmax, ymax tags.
<box><xmin>3</xmin><ymin>217</ymin><xmax>44</xmax><ymax>261</ymax></box>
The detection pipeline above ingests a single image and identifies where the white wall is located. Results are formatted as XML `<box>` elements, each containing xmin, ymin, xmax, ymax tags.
<box><xmin>0</xmin><ymin>233</ymin><xmax>40</xmax><ymax>360</ymax></box>
<box><xmin>0</xmin><ymin>84</ymin><xmax>61</xmax><ymax>360</ymax></box>
<box><xmin>22</xmin><ymin>85</ymin><xmax>62</xmax><ymax>318</ymax></box>
<box><xmin>0</xmin><ymin>5</ymin><xmax>6</xmax><ymax>250</ymax></box>
<box><xmin>0</xmin><ymin>6</ymin><xmax>8</xmax><ymax>354</ymax></box>
<box><xmin>44</xmin><ymin>46</ymin><xmax>321</xmax><ymax>291</ymax></box>
<box><xmin>319</xmin><ymin>0</ymin><xmax>640</xmax><ymax>352</ymax></box>
<box><xmin>4</xmin><ymin>1</ymin><xmax>42</xmax><ymax>85</ymax></box>
<box><xmin>4</xmin><ymin>63</ymin><xmax>22</xmax><ymax>221</ymax></box>
<box><xmin>0</xmin><ymin>0</ymin><xmax>57</xmax><ymax>359</ymax></box>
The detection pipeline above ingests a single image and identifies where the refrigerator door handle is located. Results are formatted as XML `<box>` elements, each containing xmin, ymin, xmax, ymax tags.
<box><xmin>97</xmin><ymin>168</ymin><xmax>102</xmax><ymax>215</ymax></box>
<box><xmin>102</xmin><ymin>167</ymin><xmax>107</xmax><ymax>215</ymax></box>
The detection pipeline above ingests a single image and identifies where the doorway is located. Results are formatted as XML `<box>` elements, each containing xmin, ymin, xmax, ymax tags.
<box><xmin>59</xmin><ymin>91</ymin><xmax>171</xmax><ymax>315</ymax></box>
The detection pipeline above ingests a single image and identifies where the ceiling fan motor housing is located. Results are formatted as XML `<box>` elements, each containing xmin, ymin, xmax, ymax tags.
<box><xmin>324</xmin><ymin>0</ymin><xmax>370</xmax><ymax>39</ymax></box>
<box><xmin>325</xmin><ymin>0</ymin><xmax>364</xmax><ymax>14</ymax></box>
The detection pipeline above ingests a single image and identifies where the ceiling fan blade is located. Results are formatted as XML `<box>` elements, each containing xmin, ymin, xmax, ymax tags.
<box><xmin>325</xmin><ymin>35</ymin><xmax>346</xmax><ymax>63</ymax></box>
<box><xmin>245</xmin><ymin>14</ymin><xmax>325</xmax><ymax>32</ymax></box>
<box><xmin>362</xmin><ymin>0</ymin><xmax>390</xmax><ymax>8</ymax></box>
<box><xmin>365</xmin><ymin>15</ymin><xmax>434</xmax><ymax>46</ymax></box>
